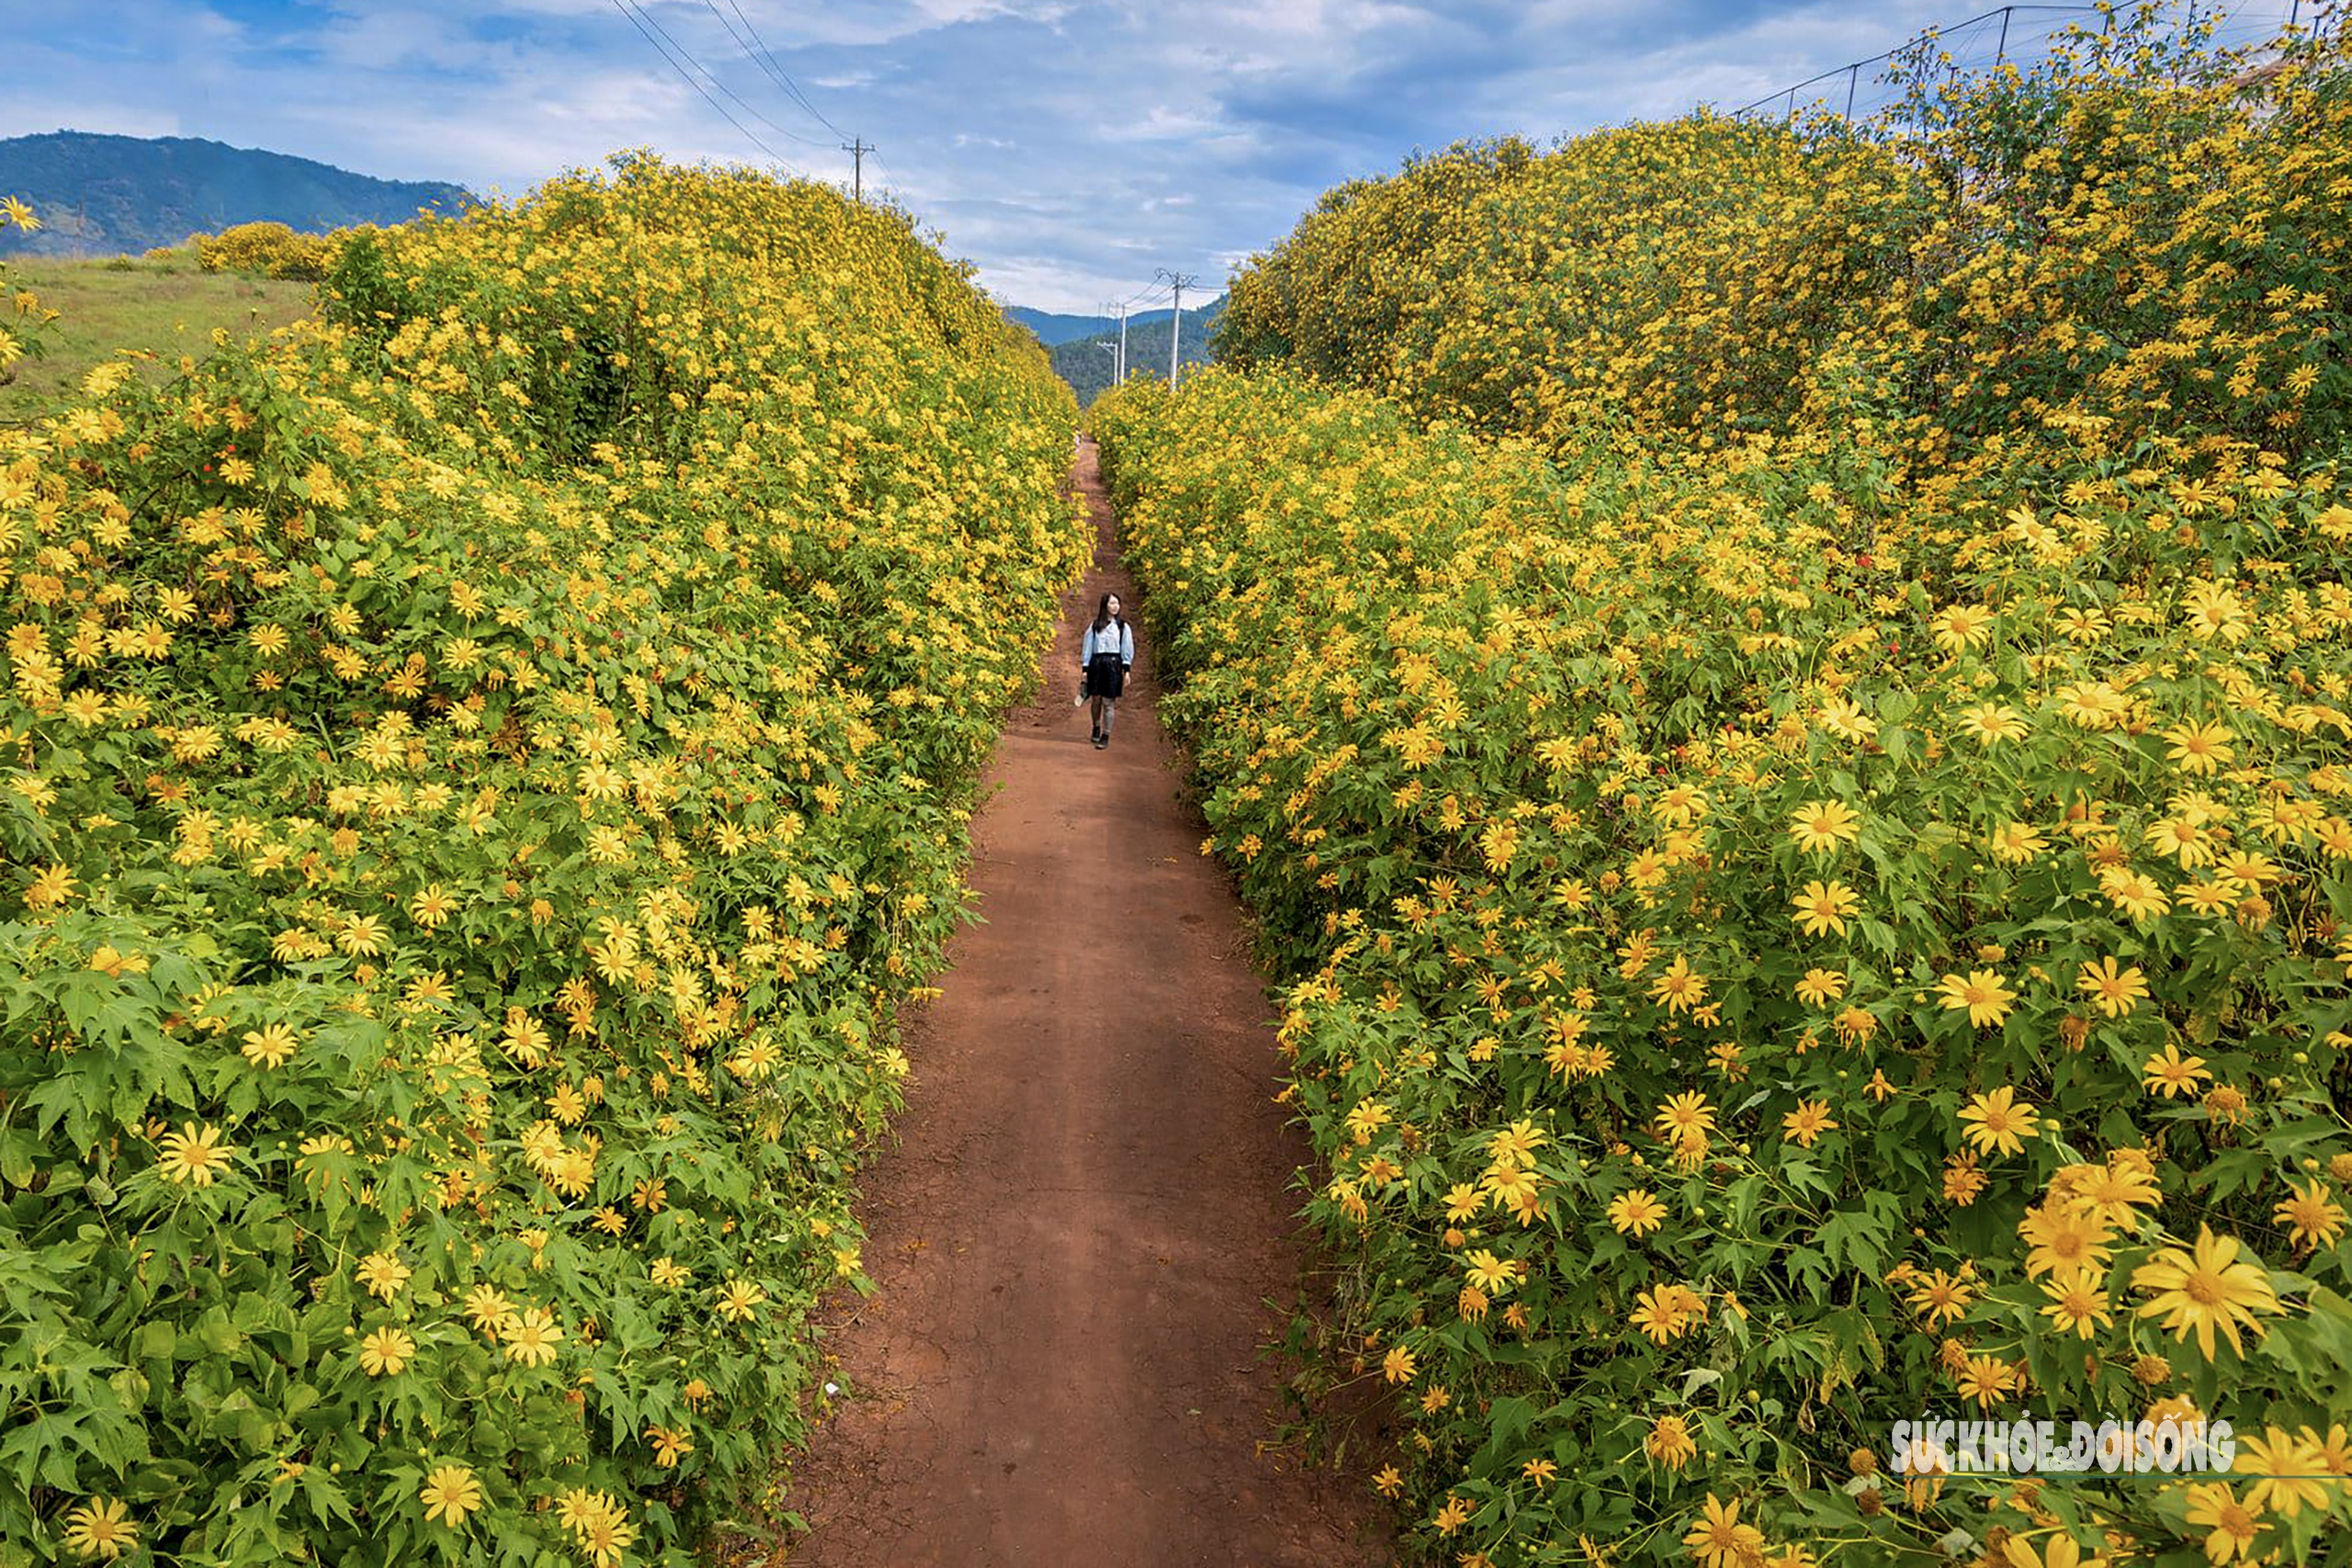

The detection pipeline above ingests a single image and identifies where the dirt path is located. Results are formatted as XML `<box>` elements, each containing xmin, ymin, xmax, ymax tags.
<box><xmin>781</xmin><ymin>440</ymin><xmax>1387</xmax><ymax>1567</ymax></box>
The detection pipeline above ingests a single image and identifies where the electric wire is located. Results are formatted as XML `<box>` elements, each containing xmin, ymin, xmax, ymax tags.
<box><xmin>719</xmin><ymin>0</ymin><xmax>850</xmax><ymax>139</ymax></box>
<box><xmin>615</xmin><ymin>0</ymin><xmax>834</xmax><ymax>154</ymax></box>
<box><xmin>606</xmin><ymin>0</ymin><xmax>797</xmax><ymax>169</ymax></box>
<box><xmin>686</xmin><ymin>0</ymin><xmax>837</xmax><ymax>145</ymax></box>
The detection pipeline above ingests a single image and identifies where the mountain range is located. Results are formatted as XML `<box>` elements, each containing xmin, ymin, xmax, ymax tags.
<box><xmin>1046</xmin><ymin>297</ymin><xmax>1223</xmax><ymax>406</ymax></box>
<box><xmin>1005</xmin><ymin>299</ymin><xmax>1221</xmax><ymax>347</ymax></box>
<box><xmin>0</xmin><ymin>130</ymin><xmax>471</xmax><ymax>256</ymax></box>
<box><xmin>0</xmin><ymin>129</ymin><xmax>1207</xmax><ymax>404</ymax></box>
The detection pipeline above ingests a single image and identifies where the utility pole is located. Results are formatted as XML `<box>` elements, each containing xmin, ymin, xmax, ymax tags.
<box><xmin>1157</xmin><ymin>268</ymin><xmax>1199</xmax><ymax>390</ymax></box>
<box><xmin>1115</xmin><ymin>301</ymin><xmax>1129</xmax><ymax>383</ymax></box>
<box><xmin>842</xmin><ymin>139</ymin><xmax>874</xmax><ymax>202</ymax></box>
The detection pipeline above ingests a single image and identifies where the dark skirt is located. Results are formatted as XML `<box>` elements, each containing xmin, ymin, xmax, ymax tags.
<box><xmin>1084</xmin><ymin>653</ymin><xmax>1126</xmax><ymax>699</ymax></box>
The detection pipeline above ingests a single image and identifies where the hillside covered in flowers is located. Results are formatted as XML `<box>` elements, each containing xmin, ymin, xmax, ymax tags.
<box><xmin>0</xmin><ymin>157</ymin><xmax>1081</xmax><ymax>1563</ymax></box>
<box><xmin>1093</xmin><ymin>9</ymin><xmax>2352</xmax><ymax>1565</ymax></box>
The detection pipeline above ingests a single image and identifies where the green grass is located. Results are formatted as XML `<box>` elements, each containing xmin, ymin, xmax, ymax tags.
<box><xmin>0</xmin><ymin>246</ymin><xmax>316</xmax><ymax>422</ymax></box>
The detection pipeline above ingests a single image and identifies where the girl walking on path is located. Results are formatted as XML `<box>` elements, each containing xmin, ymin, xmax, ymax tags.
<box><xmin>1080</xmin><ymin>592</ymin><xmax>1136</xmax><ymax>750</ymax></box>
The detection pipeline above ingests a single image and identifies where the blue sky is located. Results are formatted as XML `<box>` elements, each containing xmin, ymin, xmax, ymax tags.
<box><xmin>0</xmin><ymin>1</ymin><xmax>2307</xmax><ymax>311</ymax></box>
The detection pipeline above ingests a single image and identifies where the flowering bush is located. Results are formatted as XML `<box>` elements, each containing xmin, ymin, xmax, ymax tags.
<box><xmin>192</xmin><ymin>221</ymin><xmax>344</xmax><ymax>282</ymax></box>
<box><xmin>2</xmin><ymin>156</ymin><xmax>1080</xmax><ymax>1565</ymax></box>
<box><xmin>1093</xmin><ymin>16</ymin><xmax>2352</xmax><ymax>1557</ymax></box>
<box><xmin>1096</xmin><ymin>351</ymin><xmax>2352</xmax><ymax>1562</ymax></box>
<box><xmin>1216</xmin><ymin>7</ymin><xmax>2352</xmax><ymax>483</ymax></box>
<box><xmin>0</xmin><ymin>196</ymin><xmax>58</xmax><ymax>379</ymax></box>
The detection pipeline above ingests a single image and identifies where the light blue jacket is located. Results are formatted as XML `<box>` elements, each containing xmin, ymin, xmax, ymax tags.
<box><xmin>1081</xmin><ymin>620</ymin><xmax>1135</xmax><ymax>667</ymax></box>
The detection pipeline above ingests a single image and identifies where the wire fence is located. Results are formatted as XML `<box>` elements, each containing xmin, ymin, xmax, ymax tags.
<box><xmin>1726</xmin><ymin>0</ymin><xmax>2327</xmax><ymax>125</ymax></box>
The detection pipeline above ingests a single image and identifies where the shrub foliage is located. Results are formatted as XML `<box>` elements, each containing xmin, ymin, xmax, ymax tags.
<box><xmin>1</xmin><ymin>157</ymin><xmax>1080</xmax><ymax>1564</ymax></box>
<box><xmin>1100</xmin><ymin>12</ymin><xmax>2352</xmax><ymax>1565</ymax></box>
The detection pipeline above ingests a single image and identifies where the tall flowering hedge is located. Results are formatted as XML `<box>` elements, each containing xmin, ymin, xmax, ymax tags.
<box><xmin>0</xmin><ymin>157</ymin><xmax>1081</xmax><ymax>1564</ymax></box>
<box><xmin>1095</xmin><ymin>355</ymin><xmax>2352</xmax><ymax>1563</ymax></box>
<box><xmin>1216</xmin><ymin>8</ymin><xmax>2352</xmax><ymax>482</ymax></box>
<box><xmin>1093</xmin><ymin>16</ymin><xmax>2352</xmax><ymax>1561</ymax></box>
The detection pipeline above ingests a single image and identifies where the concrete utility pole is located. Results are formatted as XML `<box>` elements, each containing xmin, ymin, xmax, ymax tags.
<box><xmin>1157</xmin><ymin>268</ymin><xmax>1199</xmax><ymax>390</ymax></box>
<box><xmin>842</xmin><ymin>139</ymin><xmax>875</xmax><ymax>202</ymax></box>
<box><xmin>1114</xmin><ymin>301</ymin><xmax>1130</xmax><ymax>383</ymax></box>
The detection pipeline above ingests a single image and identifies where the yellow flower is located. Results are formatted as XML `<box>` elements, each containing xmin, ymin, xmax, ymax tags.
<box><xmin>1486</xmin><ymin>1118</ymin><xmax>1547</xmax><ymax>1167</ymax></box>
<box><xmin>1629</xmin><ymin>1283</ymin><xmax>1704</xmax><ymax>1344</ymax></box>
<box><xmin>419</xmin><ymin>1463</ymin><xmax>483</xmax><ymax>1528</ymax></box>
<box><xmin>2003</xmin><ymin>1532</ymin><xmax>2109</xmax><ymax>1568</ymax></box>
<box><xmin>156</xmin><ymin>1122</ymin><xmax>235</xmax><ymax>1186</ymax></box>
<box><xmin>1987</xmin><ymin>820</ymin><xmax>2046</xmax><ymax>863</ymax></box>
<box><xmin>2100</xmin><ymin>868</ymin><xmax>2170</xmax><ymax>921</ymax></box>
<box><xmin>2272</xmin><ymin>1179</ymin><xmax>2346</xmax><ymax>1252</ymax></box>
<box><xmin>1817</xmin><ymin>695</ymin><xmax>1877</xmax><ymax>741</ymax></box>
<box><xmin>408</xmin><ymin>883</ymin><xmax>456</xmax><ymax>929</ymax></box>
<box><xmin>2165</xmin><ymin>720</ymin><xmax>2235</xmax><ymax>775</ymax></box>
<box><xmin>240</xmin><ymin>1021</ymin><xmax>301</xmax><ymax>1068</ymax></box>
<box><xmin>2132</xmin><ymin>1225</ymin><xmax>2281</xmax><ymax>1360</ymax></box>
<box><xmin>1681</xmin><ymin>1493</ymin><xmax>1765</xmax><ymax>1568</ymax></box>
<box><xmin>1791</xmin><ymin>878</ymin><xmax>1860</xmax><ymax>937</ymax></box>
<box><xmin>1463</xmin><ymin>1248</ymin><xmax>1515</xmax><ymax>1293</ymax></box>
<box><xmin>2037</xmin><ymin>1269</ymin><xmax>2113</xmax><ymax>1339</ymax></box>
<box><xmin>503</xmin><ymin>1306</ymin><xmax>564</xmax><ymax>1367</ymax></box>
<box><xmin>24</xmin><ymin>862</ymin><xmax>76</xmax><ymax>911</ymax></box>
<box><xmin>2178</xmin><ymin>1481</ymin><xmax>2265</xmax><ymax>1563</ymax></box>
<box><xmin>1957</xmin><ymin>1086</ymin><xmax>2039</xmax><ymax>1156</ymax></box>
<box><xmin>1935</xmin><ymin>969</ymin><xmax>2017</xmax><ymax>1030</ymax></box>
<box><xmin>355</xmin><ymin>1250</ymin><xmax>412</xmax><ymax>1301</ymax></box>
<box><xmin>2143</xmin><ymin>1042</ymin><xmax>2213</xmax><ymax>1099</ymax></box>
<box><xmin>1955</xmin><ymin>1352</ymin><xmax>2016</xmax><ymax>1408</ymax></box>
<box><xmin>1905</xmin><ymin>1267</ymin><xmax>1975</xmax><ymax>1328</ymax></box>
<box><xmin>1653</xmin><ymin>1091</ymin><xmax>1715</xmax><ymax>1145</ymax></box>
<box><xmin>646</xmin><ymin>1423</ymin><xmax>695</xmax><ymax>1468</ymax></box>
<box><xmin>1781</xmin><ymin>1099</ymin><xmax>1837</xmax><ymax>1148</ymax></box>
<box><xmin>1793</xmin><ymin>967</ymin><xmax>1846</xmax><ymax>1008</ymax></box>
<box><xmin>1382</xmin><ymin>1344</ymin><xmax>1418</xmax><ymax>1383</ymax></box>
<box><xmin>1647</xmin><ymin>953</ymin><xmax>1707</xmax><ymax>1013</ymax></box>
<box><xmin>1787</xmin><ymin>797</ymin><xmax>1860</xmax><ymax>853</ymax></box>
<box><xmin>1956</xmin><ymin>701</ymin><xmax>2027</xmax><ymax>743</ymax></box>
<box><xmin>716</xmin><ymin>1279</ymin><xmax>767</xmax><ymax>1324</ymax></box>
<box><xmin>358</xmin><ymin>1326</ymin><xmax>415</xmax><ymax>1376</ymax></box>
<box><xmin>1647</xmin><ymin>1413</ymin><xmax>1697</xmax><ymax>1471</ymax></box>
<box><xmin>2075</xmin><ymin>955</ymin><xmax>2147</xmax><ymax>1018</ymax></box>
<box><xmin>462</xmin><ymin>1285</ymin><xmax>516</xmax><ymax>1336</ymax></box>
<box><xmin>2233</xmin><ymin>1427</ymin><xmax>2332</xmax><ymax>1518</ymax></box>
<box><xmin>1932</xmin><ymin>604</ymin><xmax>1993</xmax><ymax>653</ymax></box>
<box><xmin>61</xmin><ymin>1496</ymin><xmax>139</xmax><ymax>1561</ymax></box>
<box><xmin>1608</xmin><ymin>1188</ymin><xmax>1666</xmax><ymax>1236</ymax></box>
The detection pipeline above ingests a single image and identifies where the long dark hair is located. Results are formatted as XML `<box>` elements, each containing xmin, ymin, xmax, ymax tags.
<box><xmin>1091</xmin><ymin>592</ymin><xmax>1125</xmax><ymax>634</ymax></box>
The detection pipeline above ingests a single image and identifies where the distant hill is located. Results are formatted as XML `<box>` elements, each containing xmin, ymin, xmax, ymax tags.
<box><xmin>1006</xmin><ymin>297</ymin><xmax>1220</xmax><ymax>348</ymax></box>
<box><xmin>1050</xmin><ymin>297</ymin><xmax>1224</xmax><ymax>406</ymax></box>
<box><xmin>1006</xmin><ymin>306</ymin><xmax>1118</xmax><ymax>345</ymax></box>
<box><xmin>0</xmin><ymin>131</ymin><xmax>471</xmax><ymax>257</ymax></box>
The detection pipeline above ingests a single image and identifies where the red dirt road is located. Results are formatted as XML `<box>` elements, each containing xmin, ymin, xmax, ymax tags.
<box><xmin>781</xmin><ymin>442</ymin><xmax>1388</xmax><ymax>1567</ymax></box>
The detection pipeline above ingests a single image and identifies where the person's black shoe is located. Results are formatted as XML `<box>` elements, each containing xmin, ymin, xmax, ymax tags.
<box><xmin>1093</xmin><ymin>735</ymin><xmax>1107</xmax><ymax>750</ymax></box>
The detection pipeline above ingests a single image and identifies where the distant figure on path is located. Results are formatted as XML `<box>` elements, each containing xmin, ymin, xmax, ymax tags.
<box><xmin>1081</xmin><ymin>592</ymin><xmax>1136</xmax><ymax>750</ymax></box>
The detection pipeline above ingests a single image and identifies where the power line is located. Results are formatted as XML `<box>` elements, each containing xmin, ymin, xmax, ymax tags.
<box><xmin>842</xmin><ymin>138</ymin><xmax>876</xmax><ymax>201</ymax></box>
<box><xmin>718</xmin><ymin>0</ymin><xmax>849</xmax><ymax>140</ymax></box>
<box><xmin>614</xmin><ymin>0</ymin><xmax>834</xmax><ymax>157</ymax></box>
<box><xmin>1727</xmin><ymin>1</ymin><xmax>2309</xmax><ymax>121</ymax></box>
<box><xmin>691</xmin><ymin>0</ymin><xmax>835</xmax><ymax>146</ymax></box>
<box><xmin>606</xmin><ymin>0</ymin><xmax>797</xmax><ymax>169</ymax></box>
<box><xmin>1156</xmin><ymin>268</ymin><xmax>1200</xmax><ymax>389</ymax></box>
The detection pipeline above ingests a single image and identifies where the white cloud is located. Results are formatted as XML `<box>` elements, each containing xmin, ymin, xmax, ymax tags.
<box><xmin>13</xmin><ymin>0</ymin><xmax>2289</xmax><ymax>313</ymax></box>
